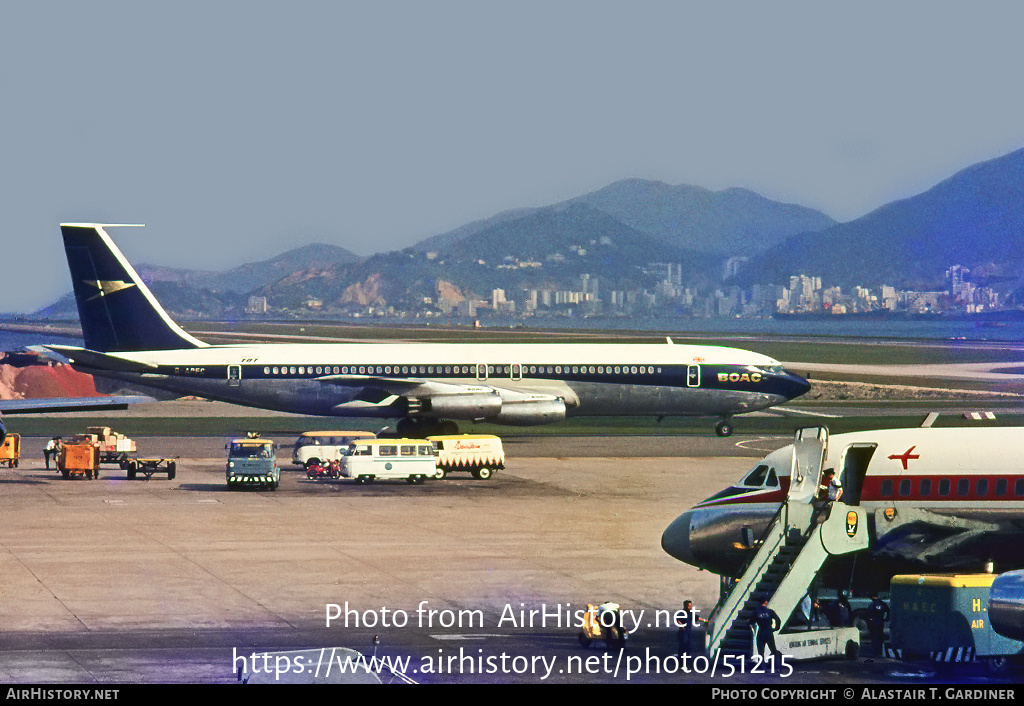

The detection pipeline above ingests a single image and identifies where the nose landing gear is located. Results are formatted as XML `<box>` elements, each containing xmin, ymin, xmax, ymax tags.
<box><xmin>715</xmin><ymin>419</ymin><xmax>734</xmax><ymax>437</ymax></box>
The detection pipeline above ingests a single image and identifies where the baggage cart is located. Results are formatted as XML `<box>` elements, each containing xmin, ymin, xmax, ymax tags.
<box><xmin>0</xmin><ymin>433</ymin><xmax>19</xmax><ymax>468</ymax></box>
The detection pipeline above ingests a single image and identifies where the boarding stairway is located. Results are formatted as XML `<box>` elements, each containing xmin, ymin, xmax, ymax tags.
<box><xmin>706</xmin><ymin>427</ymin><xmax>870</xmax><ymax>659</ymax></box>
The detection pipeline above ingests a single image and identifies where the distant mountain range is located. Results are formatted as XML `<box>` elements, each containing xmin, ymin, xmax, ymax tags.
<box><xmin>735</xmin><ymin>148</ymin><xmax>1024</xmax><ymax>289</ymax></box>
<box><xmin>234</xmin><ymin>180</ymin><xmax>837</xmax><ymax>312</ymax></box>
<box><xmin>413</xmin><ymin>179</ymin><xmax>835</xmax><ymax>258</ymax></box>
<box><xmin>34</xmin><ymin>147</ymin><xmax>1024</xmax><ymax>317</ymax></box>
<box><xmin>136</xmin><ymin>242</ymin><xmax>361</xmax><ymax>292</ymax></box>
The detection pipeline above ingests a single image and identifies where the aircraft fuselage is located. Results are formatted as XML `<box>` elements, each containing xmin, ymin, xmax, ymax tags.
<box><xmin>52</xmin><ymin>223</ymin><xmax>810</xmax><ymax>431</ymax></box>
<box><xmin>663</xmin><ymin>427</ymin><xmax>1024</xmax><ymax>592</ymax></box>
<box><xmin>53</xmin><ymin>341</ymin><xmax>810</xmax><ymax>423</ymax></box>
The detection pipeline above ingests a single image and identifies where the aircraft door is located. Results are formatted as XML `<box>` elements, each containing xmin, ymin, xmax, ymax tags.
<box><xmin>227</xmin><ymin>364</ymin><xmax>242</xmax><ymax>387</ymax></box>
<box><xmin>476</xmin><ymin>363</ymin><xmax>488</xmax><ymax>381</ymax></box>
<box><xmin>790</xmin><ymin>426</ymin><xmax>828</xmax><ymax>503</ymax></box>
<box><xmin>838</xmin><ymin>444</ymin><xmax>876</xmax><ymax>506</ymax></box>
<box><xmin>510</xmin><ymin>363</ymin><xmax>523</xmax><ymax>381</ymax></box>
<box><xmin>686</xmin><ymin>365</ymin><xmax>700</xmax><ymax>387</ymax></box>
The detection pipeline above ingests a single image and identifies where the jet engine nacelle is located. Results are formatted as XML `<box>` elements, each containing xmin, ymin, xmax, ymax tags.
<box><xmin>425</xmin><ymin>392</ymin><xmax>503</xmax><ymax>419</ymax></box>
<box><xmin>989</xmin><ymin>570</ymin><xmax>1024</xmax><ymax>641</ymax></box>
<box><xmin>490</xmin><ymin>398</ymin><xmax>567</xmax><ymax>426</ymax></box>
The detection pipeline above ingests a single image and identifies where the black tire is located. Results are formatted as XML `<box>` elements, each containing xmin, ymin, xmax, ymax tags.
<box><xmin>472</xmin><ymin>467</ymin><xmax>492</xmax><ymax>480</ymax></box>
<box><xmin>167</xmin><ymin>462</ymin><xmax>176</xmax><ymax>480</ymax></box>
<box><xmin>578</xmin><ymin>633</ymin><xmax>592</xmax><ymax>648</ymax></box>
<box><xmin>985</xmin><ymin>656</ymin><xmax>1010</xmax><ymax>674</ymax></box>
<box><xmin>127</xmin><ymin>461</ymin><xmax>137</xmax><ymax>480</ymax></box>
<box><xmin>606</xmin><ymin>627</ymin><xmax>627</xmax><ymax>650</ymax></box>
<box><xmin>845</xmin><ymin>639</ymin><xmax>859</xmax><ymax>660</ymax></box>
<box><xmin>715</xmin><ymin>420</ymin><xmax>734</xmax><ymax>437</ymax></box>
<box><xmin>851</xmin><ymin>610</ymin><xmax>870</xmax><ymax>637</ymax></box>
<box><xmin>434</xmin><ymin>467</ymin><xmax>446</xmax><ymax>480</ymax></box>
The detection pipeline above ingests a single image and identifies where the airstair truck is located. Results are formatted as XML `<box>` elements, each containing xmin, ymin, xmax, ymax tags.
<box><xmin>706</xmin><ymin>427</ymin><xmax>865</xmax><ymax>661</ymax></box>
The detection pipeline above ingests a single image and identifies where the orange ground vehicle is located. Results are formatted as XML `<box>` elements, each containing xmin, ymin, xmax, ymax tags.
<box><xmin>0</xmin><ymin>433</ymin><xmax>20</xmax><ymax>468</ymax></box>
<box><xmin>58</xmin><ymin>437</ymin><xmax>101</xmax><ymax>480</ymax></box>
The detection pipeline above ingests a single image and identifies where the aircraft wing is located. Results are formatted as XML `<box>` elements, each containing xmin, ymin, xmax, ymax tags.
<box><xmin>317</xmin><ymin>373</ymin><xmax>573</xmax><ymax>423</ymax></box>
<box><xmin>0</xmin><ymin>395</ymin><xmax>155</xmax><ymax>415</ymax></box>
<box><xmin>316</xmin><ymin>374</ymin><xmax>495</xmax><ymax>397</ymax></box>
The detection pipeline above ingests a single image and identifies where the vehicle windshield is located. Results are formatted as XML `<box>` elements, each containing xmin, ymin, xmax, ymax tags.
<box><xmin>296</xmin><ymin>434</ymin><xmax>370</xmax><ymax>448</ymax></box>
<box><xmin>230</xmin><ymin>443</ymin><xmax>273</xmax><ymax>459</ymax></box>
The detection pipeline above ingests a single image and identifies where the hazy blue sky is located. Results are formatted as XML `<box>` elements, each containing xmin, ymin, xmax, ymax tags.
<box><xmin>4</xmin><ymin>1</ymin><xmax>1024</xmax><ymax>313</ymax></box>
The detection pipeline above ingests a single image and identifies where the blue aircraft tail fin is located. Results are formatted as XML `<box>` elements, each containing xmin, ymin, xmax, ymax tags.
<box><xmin>60</xmin><ymin>224</ymin><xmax>207</xmax><ymax>352</ymax></box>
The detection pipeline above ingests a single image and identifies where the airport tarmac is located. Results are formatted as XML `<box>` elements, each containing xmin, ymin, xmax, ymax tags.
<box><xmin>0</xmin><ymin>434</ymin><xmax>1012</xmax><ymax>685</ymax></box>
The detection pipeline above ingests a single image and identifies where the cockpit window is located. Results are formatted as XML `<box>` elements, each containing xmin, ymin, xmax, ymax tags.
<box><xmin>741</xmin><ymin>464</ymin><xmax>778</xmax><ymax>488</ymax></box>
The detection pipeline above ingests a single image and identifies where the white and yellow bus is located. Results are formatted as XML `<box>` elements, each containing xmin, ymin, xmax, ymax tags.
<box><xmin>339</xmin><ymin>439</ymin><xmax>437</xmax><ymax>484</ymax></box>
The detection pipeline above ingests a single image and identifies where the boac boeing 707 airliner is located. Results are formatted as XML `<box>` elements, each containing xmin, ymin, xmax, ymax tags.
<box><xmin>45</xmin><ymin>224</ymin><xmax>810</xmax><ymax>436</ymax></box>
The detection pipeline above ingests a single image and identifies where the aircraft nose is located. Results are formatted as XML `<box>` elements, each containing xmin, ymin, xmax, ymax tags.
<box><xmin>661</xmin><ymin>511</ymin><xmax>697</xmax><ymax>566</ymax></box>
<box><xmin>778</xmin><ymin>367</ymin><xmax>811</xmax><ymax>400</ymax></box>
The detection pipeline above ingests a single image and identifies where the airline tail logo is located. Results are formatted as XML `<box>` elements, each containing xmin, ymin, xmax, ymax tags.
<box><xmin>83</xmin><ymin>279</ymin><xmax>137</xmax><ymax>302</ymax></box>
<box><xmin>888</xmin><ymin>446</ymin><xmax>920</xmax><ymax>470</ymax></box>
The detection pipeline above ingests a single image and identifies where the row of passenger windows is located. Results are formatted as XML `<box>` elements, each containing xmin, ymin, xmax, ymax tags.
<box><xmin>350</xmin><ymin>444</ymin><xmax>434</xmax><ymax>457</ymax></box>
<box><xmin>260</xmin><ymin>364</ymin><xmax>664</xmax><ymax>376</ymax></box>
<box><xmin>880</xmin><ymin>477</ymin><xmax>1024</xmax><ymax>499</ymax></box>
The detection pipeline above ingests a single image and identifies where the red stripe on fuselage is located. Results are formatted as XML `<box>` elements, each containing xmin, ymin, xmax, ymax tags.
<box><xmin>861</xmin><ymin>474</ymin><xmax>1024</xmax><ymax>503</ymax></box>
<box><xmin>695</xmin><ymin>485</ymin><xmax>788</xmax><ymax>508</ymax></box>
<box><xmin>696</xmin><ymin>473</ymin><xmax>1024</xmax><ymax>509</ymax></box>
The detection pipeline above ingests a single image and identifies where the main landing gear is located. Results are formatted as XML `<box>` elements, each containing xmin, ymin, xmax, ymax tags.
<box><xmin>395</xmin><ymin>418</ymin><xmax>460</xmax><ymax>437</ymax></box>
<box><xmin>715</xmin><ymin>418</ymin><xmax>734</xmax><ymax>437</ymax></box>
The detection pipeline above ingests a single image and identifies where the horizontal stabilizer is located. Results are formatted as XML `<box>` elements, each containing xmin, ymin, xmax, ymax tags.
<box><xmin>42</xmin><ymin>345</ymin><xmax>157</xmax><ymax>373</ymax></box>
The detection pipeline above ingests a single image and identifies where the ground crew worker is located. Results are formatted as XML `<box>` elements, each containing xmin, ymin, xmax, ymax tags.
<box><xmin>749</xmin><ymin>599</ymin><xmax>782</xmax><ymax>659</ymax></box>
<box><xmin>676</xmin><ymin>599</ymin><xmax>705</xmax><ymax>656</ymax></box>
<box><xmin>814</xmin><ymin>469</ymin><xmax>843</xmax><ymax>524</ymax></box>
<box><xmin>44</xmin><ymin>437</ymin><xmax>59</xmax><ymax>469</ymax></box>
<box><xmin>868</xmin><ymin>593</ymin><xmax>890</xmax><ymax>655</ymax></box>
